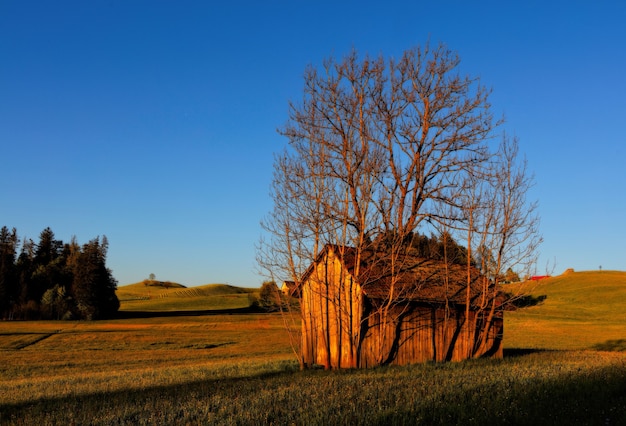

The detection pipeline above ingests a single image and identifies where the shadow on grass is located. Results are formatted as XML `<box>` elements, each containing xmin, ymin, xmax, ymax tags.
<box><xmin>593</xmin><ymin>339</ymin><xmax>626</xmax><ymax>352</ymax></box>
<box><xmin>2</xmin><ymin>353</ymin><xmax>625</xmax><ymax>425</ymax></box>
<box><xmin>115</xmin><ymin>306</ymin><xmax>265</xmax><ymax>319</ymax></box>
<box><xmin>506</xmin><ymin>293</ymin><xmax>547</xmax><ymax>309</ymax></box>
<box><xmin>0</xmin><ymin>365</ymin><xmax>298</xmax><ymax>425</ymax></box>
<box><xmin>503</xmin><ymin>347</ymin><xmax>552</xmax><ymax>358</ymax></box>
<box><xmin>376</xmin><ymin>363</ymin><xmax>626</xmax><ymax>425</ymax></box>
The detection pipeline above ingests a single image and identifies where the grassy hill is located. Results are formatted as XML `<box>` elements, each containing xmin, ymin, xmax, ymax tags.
<box><xmin>504</xmin><ymin>270</ymin><xmax>626</xmax><ymax>350</ymax></box>
<box><xmin>117</xmin><ymin>282</ymin><xmax>258</xmax><ymax>312</ymax></box>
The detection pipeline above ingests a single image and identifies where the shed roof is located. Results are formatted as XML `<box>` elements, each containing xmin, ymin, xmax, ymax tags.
<box><xmin>303</xmin><ymin>244</ymin><xmax>500</xmax><ymax>308</ymax></box>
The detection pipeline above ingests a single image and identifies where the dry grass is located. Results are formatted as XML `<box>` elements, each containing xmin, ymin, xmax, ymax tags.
<box><xmin>0</xmin><ymin>313</ymin><xmax>294</xmax><ymax>408</ymax></box>
<box><xmin>1</xmin><ymin>271</ymin><xmax>624</xmax><ymax>424</ymax></box>
<box><xmin>2</xmin><ymin>348</ymin><xmax>624</xmax><ymax>425</ymax></box>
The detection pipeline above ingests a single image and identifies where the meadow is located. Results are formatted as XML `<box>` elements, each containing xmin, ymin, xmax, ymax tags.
<box><xmin>1</xmin><ymin>273</ymin><xmax>625</xmax><ymax>425</ymax></box>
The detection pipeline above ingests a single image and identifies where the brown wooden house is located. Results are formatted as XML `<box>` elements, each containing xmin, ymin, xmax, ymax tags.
<box><xmin>281</xmin><ymin>280</ymin><xmax>300</xmax><ymax>298</ymax></box>
<box><xmin>299</xmin><ymin>245</ymin><xmax>503</xmax><ymax>369</ymax></box>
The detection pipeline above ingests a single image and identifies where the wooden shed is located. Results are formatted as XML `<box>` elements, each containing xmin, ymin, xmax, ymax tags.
<box><xmin>299</xmin><ymin>245</ymin><xmax>503</xmax><ymax>369</ymax></box>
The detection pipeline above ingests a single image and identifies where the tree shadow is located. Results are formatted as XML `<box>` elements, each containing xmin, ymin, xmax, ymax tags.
<box><xmin>0</xmin><ymin>365</ymin><xmax>297</xmax><ymax>424</ymax></box>
<box><xmin>503</xmin><ymin>347</ymin><xmax>552</xmax><ymax>358</ymax></box>
<box><xmin>3</xmin><ymin>356</ymin><xmax>625</xmax><ymax>425</ymax></box>
<box><xmin>592</xmin><ymin>339</ymin><xmax>626</xmax><ymax>352</ymax></box>
<box><xmin>506</xmin><ymin>294</ymin><xmax>547</xmax><ymax>309</ymax></box>
<box><xmin>114</xmin><ymin>306</ymin><xmax>264</xmax><ymax>319</ymax></box>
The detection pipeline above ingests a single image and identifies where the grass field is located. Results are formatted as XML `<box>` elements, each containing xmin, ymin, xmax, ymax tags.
<box><xmin>1</xmin><ymin>271</ymin><xmax>625</xmax><ymax>424</ymax></box>
<box><xmin>504</xmin><ymin>270</ymin><xmax>626</xmax><ymax>350</ymax></box>
<box><xmin>116</xmin><ymin>282</ymin><xmax>256</xmax><ymax>312</ymax></box>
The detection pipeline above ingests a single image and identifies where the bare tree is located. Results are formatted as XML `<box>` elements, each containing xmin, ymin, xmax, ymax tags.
<box><xmin>449</xmin><ymin>134</ymin><xmax>542</xmax><ymax>357</ymax></box>
<box><xmin>258</xmin><ymin>44</ymin><xmax>538</xmax><ymax>367</ymax></box>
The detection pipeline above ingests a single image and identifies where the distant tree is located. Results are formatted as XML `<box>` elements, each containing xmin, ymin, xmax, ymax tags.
<box><xmin>247</xmin><ymin>292</ymin><xmax>260</xmax><ymax>309</ymax></box>
<box><xmin>71</xmin><ymin>237</ymin><xmax>119</xmax><ymax>320</ymax></box>
<box><xmin>504</xmin><ymin>268</ymin><xmax>520</xmax><ymax>283</ymax></box>
<box><xmin>374</xmin><ymin>231</ymin><xmax>470</xmax><ymax>266</ymax></box>
<box><xmin>34</xmin><ymin>227</ymin><xmax>62</xmax><ymax>268</ymax></box>
<box><xmin>149</xmin><ymin>273</ymin><xmax>156</xmax><ymax>281</ymax></box>
<box><xmin>0</xmin><ymin>227</ymin><xmax>121</xmax><ymax>320</ymax></box>
<box><xmin>15</xmin><ymin>237</ymin><xmax>35</xmax><ymax>315</ymax></box>
<box><xmin>259</xmin><ymin>281</ymin><xmax>282</xmax><ymax>311</ymax></box>
<box><xmin>63</xmin><ymin>236</ymin><xmax>81</xmax><ymax>274</ymax></box>
<box><xmin>434</xmin><ymin>231</ymin><xmax>469</xmax><ymax>266</ymax></box>
<box><xmin>29</xmin><ymin>227</ymin><xmax>65</xmax><ymax>303</ymax></box>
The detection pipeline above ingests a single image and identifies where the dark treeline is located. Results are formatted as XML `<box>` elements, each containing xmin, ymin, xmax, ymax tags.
<box><xmin>372</xmin><ymin>230</ymin><xmax>471</xmax><ymax>266</ymax></box>
<box><xmin>373</xmin><ymin>231</ymin><xmax>520</xmax><ymax>282</ymax></box>
<box><xmin>0</xmin><ymin>226</ymin><xmax>119</xmax><ymax>320</ymax></box>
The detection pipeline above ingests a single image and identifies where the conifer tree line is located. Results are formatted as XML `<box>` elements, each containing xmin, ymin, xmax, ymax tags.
<box><xmin>0</xmin><ymin>226</ymin><xmax>119</xmax><ymax>320</ymax></box>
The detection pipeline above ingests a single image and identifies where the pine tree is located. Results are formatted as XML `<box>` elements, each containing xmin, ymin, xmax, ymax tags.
<box><xmin>71</xmin><ymin>237</ymin><xmax>119</xmax><ymax>320</ymax></box>
<box><xmin>0</xmin><ymin>226</ymin><xmax>18</xmax><ymax>317</ymax></box>
<box><xmin>34</xmin><ymin>227</ymin><xmax>62</xmax><ymax>267</ymax></box>
<box><xmin>15</xmin><ymin>238</ymin><xmax>35</xmax><ymax>312</ymax></box>
<box><xmin>0</xmin><ymin>227</ymin><xmax>120</xmax><ymax>320</ymax></box>
<box><xmin>30</xmin><ymin>227</ymin><xmax>64</xmax><ymax>303</ymax></box>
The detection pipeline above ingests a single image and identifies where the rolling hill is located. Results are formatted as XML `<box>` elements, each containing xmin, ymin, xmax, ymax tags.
<box><xmin>116</xmin><ymin>282</ymin><xmax>258</xmax><ymax>312</ymax></box>
<box><xmin>504</xmin><ymin>270</ymin><xmax>626</xmax><ymax>350</ymax></box>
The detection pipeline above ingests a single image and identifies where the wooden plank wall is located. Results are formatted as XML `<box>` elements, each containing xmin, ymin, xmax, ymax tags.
<box><xmin>359</xmin><ymin>306</ymin><xmax>503</xmax><ymax>367</ymax></box>
<box><xmin>300</xmin><ymin>248</ymin><xmax>503</xmax><ymax>369</ymax></box>
<box><xmin>301</xmin><ymin>249</ymin><xmax>363</xmax><ymax>369</ymax></box>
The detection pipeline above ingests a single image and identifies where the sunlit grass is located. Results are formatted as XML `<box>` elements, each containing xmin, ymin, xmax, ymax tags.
<box><xmin>118</xmin><ymin>294</ymin><xmax>252</xmax><ymax>311</ymax></box>
<box><xmin>0</xmin><ymin>313</ymin><xmax>294</xmax><ymax>410</ymax></box>
<box><xmin>117</xmin><ymin>282</ymin><xmax>257</xmax><ymax>311</ymax></box>
<box><xmin>504</xmin><ymin>270</ymin><xmax>626</xmax><ymax>350</ymax></box>
<box><xmin>1</xmin><ymin>270</ymin><xmax>624</xmax><ymax>424</ymax></box>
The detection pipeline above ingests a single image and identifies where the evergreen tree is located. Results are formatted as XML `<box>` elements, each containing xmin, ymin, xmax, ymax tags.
<box><xmin>1</xmin><ymin>227</ymin><xmax>120</xmax><ymax>320</ymax></box>
<box><xmin>15</xmin><ymin>238</ymin><xmax>35</xmax><ymax>311</ymax></box>
<box><xmin>0</xmin><ymin>227</ymin><xmax>18</xmax><ymax>317</ymax></box>
<box><xmin>436</xmin><ymin>231</ymin><xmax>469</xmax><ymax>266</ymax></box>
<box><xmin>34</xmin><ymin>227</ymin><xmax>62</xmax><ymax>267</ymax></box>
<box><xmin>71</xmin><ymin>237</ymin><xmax>119</xmax><ymax>320</ymax></box>
<box><xmin>30</xmin><ymin>227</ymin><xmax>64</xmax><ymax>303</ymax></box>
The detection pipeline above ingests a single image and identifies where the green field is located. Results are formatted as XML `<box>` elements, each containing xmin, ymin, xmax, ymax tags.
<box><xmin>0</xmin><ymin>271</ymin><xmax>624</xmax><ymax>425</ymax></box>
<box><xmin>116</xmin><ymin>282</ymin><xmax>257</xmax><ymax>312</ymax></box>
<box><xmin>504</xmin><ymin>270</ymin><xmax>626</xmax><ymax>350</ymax></box>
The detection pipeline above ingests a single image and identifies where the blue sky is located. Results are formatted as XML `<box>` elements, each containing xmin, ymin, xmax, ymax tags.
<box><xmin>1</xmin><ymin>1</ymin><xmax>625</xmax><ymax>287</ymax></box>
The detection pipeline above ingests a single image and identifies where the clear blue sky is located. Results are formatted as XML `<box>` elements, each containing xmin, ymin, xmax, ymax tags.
<box><xmin>1</xmin><ymin>1</ymin><xmax>625</xmax><ymax>287</ymax></box>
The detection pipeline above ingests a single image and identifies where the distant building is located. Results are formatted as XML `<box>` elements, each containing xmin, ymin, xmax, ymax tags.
<box><xmin>530</xmin><ymin>275</ymin><xmax>550</xmax><ymax>281</ymax></box>
<box><xmin>281</xmin><ymin>280</ymin><xmax>299</xmax><ymax>297</ymax></box>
